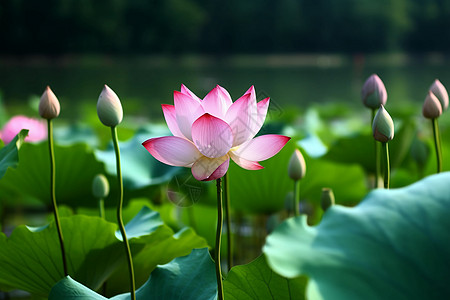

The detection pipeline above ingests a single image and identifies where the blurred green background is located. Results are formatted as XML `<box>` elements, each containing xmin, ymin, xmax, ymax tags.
<box><xmin>1</xmin><ymin>0</ymin><xmax>450</xmax><ymax>121</ymax></box>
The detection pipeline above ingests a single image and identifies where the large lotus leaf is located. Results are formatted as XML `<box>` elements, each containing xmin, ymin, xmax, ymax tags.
<box><xmin>324</xmin><ymin>118</ymin><xmax>416</xmax><ymax>174</ymax></box>
<box><xmin>228</xmin><ymin>141</ymin><xmax>367</xmax><ymax>215</ymax></box>
<box><xmin>104</xmin><ymin>206</ymin><xmax>208</xmax><ymax>296</ymax></box>
<box><xmin>0</xmin><ymin>129</ymin><xmax>28</xmax><ymax>179</ymax></box>
<box><xmin>224</xmin><ymin>254</ymin><xmax>307</xmax><ymax>300</ymax></box>
<box><xmin>95</xmin><ymin>129</ymin><xmax>180</xmax><ymax>190</ymax></box>
<box><xmin>228</xmin><ymin>141</ymin><xmax>296</xmax><ymax>213</ymax></box>
<box><xmin>0</xmin><ymin>141</ymin><xmax>105</xmax><ymax>207</ymax></box>
<box><xmin>49</xmin><ymin>276</ymin><xmax>107</xmax><ymax>299</ymax></box>
<box><xmin>264</xmin><ymin>172</ymin><xmax>450</xmax><ymax>300</ymax></box>
<box><xmin>0</xmin><ymin>205</ymin><xmax>206</xmax><ymax>298</ymax></box>
<box><xmin>0</xmin><ymin>215</ymin><xmax>125</xmax><ymax>297</ymax></box>
<box><xmin>54</xmin><ymin>125</ymin><xmax>99</xmax><ymax>147</ymax></box>
<box><xmin>50</xmin><ymin>248</ymin><xmax>307</xmax><ymax>300</ymax></box>
<box><xmin>49</xmin><ymin>248</ymin><xmax>217</xmax><ymax>300</ymax></box>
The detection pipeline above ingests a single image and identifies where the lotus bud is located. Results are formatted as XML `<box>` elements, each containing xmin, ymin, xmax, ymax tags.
<box><xmin>361</xmin><ymin>74</ymin><xmax>387</xmax><ymax>109</ymax></box>
<box><xmin>92</xmin><ymin>174</ymin><xmax>109</xmax><ymax>199</ymax></box>
<box><xmin>39</xmin><ymin>86</ymin><xmax>60</xmax><ymax>119</ymax></box>
<box><xmin>97</xmin><ymin>85</ymin><xmax>123</xmax><ymax>127</ymax></box>
<box><xmin>321</xmin><ymin>188</ymin><xmax>335</xmax><ymax>212</ymax></box>
<box><xmin>288</xmin><ymin>149</ymin><xmax>306</xmax><ymax>181</ymax></box>
<box><xmin>429</xmin><ymin>79</ymin><xmax>448</xmax><ymax>111</ymax></box>
<box><xmin>422</xmin><ymin>91</ymin><xmax>442</xmax><ymax>119</ymax></box>
<box><xmin>372</xmin><ymin>105</ymin><xmax>394</xmax><ymax>142</ymax></box>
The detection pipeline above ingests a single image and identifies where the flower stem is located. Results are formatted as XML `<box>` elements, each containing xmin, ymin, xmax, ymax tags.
<box><xmin>111</xmin><ymin>126</ymin><xmax>135</xmax><ymax>300</ymax></box>
<box><xmin>382</xmin><ymin>142</ymin><xmax>390</xmax><ymax>189</ymax></box>
<box><xmin>99</xmin><ymin>198</ymin><xmax>105</xmax><ymax>219</ymax></box>
<box><xmin>223</xmin><ymin>172</ymin><xmax>232</xmax><ymax>271</ymax></box>
<box><xmin>47</xmin><ymin>119</ymin><xmax>68</xmax><ymax>276</ymax></box>
<box><xmin>431</xmin><ymin>118</ymin><xmax>442</xmax><ymax>173</ymax></box>
<box><xmin>372</xmin><ymin>108</ymin><xmax>381</xmax><ymax>188</ymax></box>
<box><xmin>215</xmin><ymin>178</ymin><xmax>224</xmax><ymax>300</ymax></box>
<box><xmin>293</xmin><ymin>180</ymin><xmax>300</xmax><ymax>216</ymax></box>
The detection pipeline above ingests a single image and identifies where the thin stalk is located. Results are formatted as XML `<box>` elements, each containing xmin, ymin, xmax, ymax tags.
<box><xmin>372</xmin><ymin>108</ymin><xmax>381</xmax><ymax>188</ymax></box>
<box><xmin>111</xmin><ymin>126</ymin><xmax>135</xmax><ymax>300</ymax></box>
<box><xmin>223</xmin><ymin>172</ymin><xmax>233</xmax><ymax>271</ymax></box>
<box><xmin>382</xmin><ymin>142</ymin><xmax>390</xmax><ymax>189</ymax></box>
<box><xmin>215</xmin><ymin>178</ymin><xmax>224</xmax><ymax>300</ymax></box>
<box><xmin>293</xmin><ymin>180</ymin><xmax>300</xmax><ymax>216</ymax></box>
<box><xmin>431</xmin><ymin>118</ymin><xmax>442</xmax><ymax>173</ymax></box>
<box><xmin>99</xmin><ymin>198</ymin><xmax>105</xmax><ymax>219</ymax></box>
<box><xmin>98</xmin><ymin>197</ymin><xmax>106</xmax><ymax>295</ymax></box>
<box><xmin>47</xmin><ymin>119</ymin><xmax>68</xmax><ymax>276</ymax></box>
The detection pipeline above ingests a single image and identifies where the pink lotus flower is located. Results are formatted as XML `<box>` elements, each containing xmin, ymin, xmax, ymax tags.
<box><xmin>143</xmin><ymin>85</ymin><xmax>290</xmax><ymax>181</ymax></box>
<box><xmin>0</xmin><ymin>115</ymin><xmax>47</xmax><ymax>144</ymax></box>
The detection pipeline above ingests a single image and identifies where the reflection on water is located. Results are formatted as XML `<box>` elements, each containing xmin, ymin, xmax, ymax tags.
<box><xmin>1</xmin><ymin>54</ymin><xmax>450</xmax><ymax>121</ymax></box>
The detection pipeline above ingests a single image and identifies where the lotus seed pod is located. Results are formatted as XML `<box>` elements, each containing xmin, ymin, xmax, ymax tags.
<box><xmin>321</xmin><ymin>188</ymin><xmax>335</xmax><ymax>212</ymax></box>
<box><xmin>372</xmin><ymin>105</ymin><xmax>394</xmax><ymax>142</ymax></box>
<box><xmin>429</xmin><ymin>79</ymin><xmax>448</xmax><ymax>111</ymax></box>
<box><xmin>361</xmin><ymin>74</ymin><xmax>387</xmax><ymax>109</ymax></box>
<box><xmin>97</xmin><ymin>85</ymin><xmax>123</xmax><ymax>127</ymax></box>
<box><xmin>288</xmin><ymin>149</ymin><xmax>306</xmax><ymax>181</ymax></box>
<box><xmin>92</xmin><ymin>174</ymin><xmax>110</xmax><ymax>199</ymax></box>
<box><xmin>422</xmin><ymin>91</ymin><xmax>442</xmax><ymax>119</ymax></box>
<box><xmin>39</xmin><ymin>86</ymin><xmax>60</xmax><ymax>119</ymax></box>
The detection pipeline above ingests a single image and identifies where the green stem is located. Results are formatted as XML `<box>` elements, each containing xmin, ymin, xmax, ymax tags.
<box><xmin>215</xmin><ymin>178</ymin><xmax>224</xmax><ymax>300</ymax></box>
<box><xmin>111</xmin><ymin>126</ymin><xmax>136</xmax><ymax>300</ymax></box>
<box><xmin>382</xmin><ymin>142</ymin><xmax>390</xmax><ymax>189</ymax></box>
<box><xmin>293</xmin><ymin>180</ymin><xmax>300</xmax><ymax>216</ymax></box>
<box><xmin>431</xmin><ymin>118</ymin><xmax>442</xmax><ymax>173</ymax></box>
<box><xmin>224</xmin><ymin>172</ymin><xmax>233</xmax><ymax>271</ymax></box>
<box><xmin>99</xmin><ymin>198</ymin><xmax>105</xmax><ymax>219</ymax></box>
<box><xmin>47</xmin><ymin>119</ymin><xmax>68</xmax><ymax>276</ymax></box>
<box><xmin>372</xmin><ymin>108</ymin><xmax>381</xmax><ymax>188</ymax></box>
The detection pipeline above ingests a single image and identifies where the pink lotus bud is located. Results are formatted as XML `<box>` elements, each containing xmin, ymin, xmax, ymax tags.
<box><xmin>429</xmin><ymin>79</ymin><xmax>448</xmax><ymax>111</ymax></box>
<box><xmin>39</xmin><ymin>86</ymin><xmax>60</xmax><ymax>119</ymax></box>
<box><xmin>288</xmin><ymin>149</ymin><xmax>306</xmax><ymax>181</ymax></box>
<box><xmin>372</xmin><ymin>105</ymin><xmax>394</xmax><ymax>142</ymax></box>
<box><xmin>422</xmin><ymin>91</ymin><xmax>442</xmax><ymax>119</ymax></box>
<box><xmin>361</xmin><ymin>74</ymin><xmax>387</xmax><ymax>109</ymax></box>
<box><xmin>97</xmin><ymin>85</ymin><xmax>123</xmax><ymax>127</ymax></box>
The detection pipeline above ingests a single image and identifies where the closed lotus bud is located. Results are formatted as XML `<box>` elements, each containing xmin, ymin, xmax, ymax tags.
<box><xmin>422</xmin><ymin>91</ymin><xmax>442</xmax><ymax>119</ymax></box>
<box><xmin>288</xmin><ymin>149</ymin><xmax>306</xmax><ymax>181</ymax></box>
<box><xmin>361</xmin><ymin>74</ymin><xmax>387</xmax><ymax>109</ymax></box>
<box><xmin>429</xmin><ymin>79</ymin><xmax>448</xmax><ymax>111</ymax></box>
<box><xmin>321</xmin><ymin>188</ymin><xmax>335</xmax><ymax>212</ymax></box>
<box><xmin>372</xmin><ymin>105</ymin><xmax>394</xmax><ymax>142</ymax></box>
<box><xmin>39</xmin><ymin>86</ymin><xmax>60</xmax><ymax>119</ymax></box>
<box><xmin>92</xmin><ymin>174</ymin><xmax>109</xmax><ymax>199</ymax></box>
<box><xmin>97</xmin><ymin>85</ymin><xmax>123</xmax><ymax>127</ymax></box>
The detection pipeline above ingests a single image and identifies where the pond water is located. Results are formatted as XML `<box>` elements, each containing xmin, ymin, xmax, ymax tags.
<box><xmin>1</xmin><ymin>54</ymin><xmax>450</xmax><ymax>122</ymax></box>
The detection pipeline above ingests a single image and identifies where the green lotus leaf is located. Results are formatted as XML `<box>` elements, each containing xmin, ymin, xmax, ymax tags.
<box><xmin>49</xmin><ymin>248</ymin><xmax>217</xmax><ymax>300</ymax></box>
<box><xmin>0</xmin><ymin>129</ymin><xmax>28</xmax><ymax>179</ymax></box>
<box><xmin>228</xmin><ymin>141</ymin><xmax>367</xmax><ymax>215</ymax></box>
<box><xmin>95</xmin><ymin>129</ymin><xmax>180</xmax><ymax>190</ymax></box>
<box><xmin>105</xmin><ymin>206</ymin><xmax>208</xmax><ymax>296</ymax></box>
<box><xmin>50</xmin><ymin>249</ymin><xmax>307</xmax><ymax>300</ymax></box>
<box><xmin>0</xmin><ymin>141</ymin><xmax>105</xmax><ymax>207</ymax></box>
<box><xmin>0</xmin><ymin>205</ymin><xmax>206</xmax><ymax>298</ymax></box>
<box><xmin>224</xmin><ymin>254</ymin><xmax>307</xmax><ymax>300</ymax></box>
<box><xmin>264</xmin><ymin>172</ymin><xmax>450</xmax><ymax>300</ymax></box>
<box><xmin>0</xmin><ymin>215</ymin><xmax>125</xmax><ymax>298</ymax></box>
